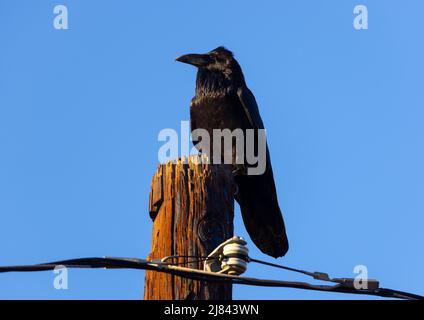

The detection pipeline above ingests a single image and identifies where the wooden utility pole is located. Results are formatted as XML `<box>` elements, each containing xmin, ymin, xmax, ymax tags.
<box><xmin>144</xmin><ymin>155</ymin><xmax>235</xmax><ymax>300</ymax></box>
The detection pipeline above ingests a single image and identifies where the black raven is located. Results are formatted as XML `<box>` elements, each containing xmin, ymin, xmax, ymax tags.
<box><xmin>176</xmin><ymin>46</ymin><xmax>289</xmax><ymax>258</ymax></box>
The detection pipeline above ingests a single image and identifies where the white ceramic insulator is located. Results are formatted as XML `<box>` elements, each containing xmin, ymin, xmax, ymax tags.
<box><xmin>220</xmin><ymin>242</ymin><xmax>249</xmax><ymax>275</ymax></box>
<box><xmin>223</xmin><ymin>243</ymin><xmax>249</xmax><ymax>258</ymax></box>
<box><xmin>221</xmin><ymin>258</ymin><xmax>248</xmax><ymax>275</ymax></box>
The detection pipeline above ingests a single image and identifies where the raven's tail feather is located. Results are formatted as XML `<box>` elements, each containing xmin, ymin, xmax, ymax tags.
<box><xmin>234</xmin><ymin>167</ymin><xmax>289</xmax><ymax>258</ymax></box>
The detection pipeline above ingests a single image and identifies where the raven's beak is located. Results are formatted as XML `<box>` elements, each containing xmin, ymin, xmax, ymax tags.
<box><xmin>175</xmin><ymin>53</ymin><xmax>211</xmax><ymax>67</ymax></box>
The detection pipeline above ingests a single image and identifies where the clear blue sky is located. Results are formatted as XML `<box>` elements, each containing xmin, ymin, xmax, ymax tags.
<box><xmin>1</xmin><ymin>0</ymin><xmax>423</xmax><ymax>299</ymax></box>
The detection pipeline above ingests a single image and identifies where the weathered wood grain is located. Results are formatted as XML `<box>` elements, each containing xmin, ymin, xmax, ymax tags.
<box><xmin>144</xmin><ymin>155</ymin><xmax>235</xmax><ymax>300</ymax></box>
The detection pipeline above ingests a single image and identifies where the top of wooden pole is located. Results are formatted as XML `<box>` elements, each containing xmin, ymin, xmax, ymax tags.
<box><xmin>148</xmin><ymin>154</ymin><xmax>234</xmax><ymax>221</ymax></box>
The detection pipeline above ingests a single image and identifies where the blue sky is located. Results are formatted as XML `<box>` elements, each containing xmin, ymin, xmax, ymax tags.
<box><xmin>0</xmin><ymin>0</ymin><xmax>423</xmax><ymax>299</ymax></box>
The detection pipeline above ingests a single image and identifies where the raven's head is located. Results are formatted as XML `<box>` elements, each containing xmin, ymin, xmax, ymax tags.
<box><xmin>176</xmin><ymin>46</ymin><xmax>238</xmax><ymax>73</ymax></box>
<box><xmin>176</xmin><ymin>47</ymin><xmax>245</xmax><ymax>92</ymax></box>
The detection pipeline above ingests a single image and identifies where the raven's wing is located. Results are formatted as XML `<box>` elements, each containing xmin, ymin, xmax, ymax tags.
<box><xmin>237</xmin><ymin>86</ymin><xmax>265</xmax><ymax>130</ymax></box>
<box><xmin>237</xmin><ymin>85</ymin><xmax>271</xmax><ymax>165</ymax></box>
<box><xmin>235</xmin><ymin>86</ymin><xmax>289</xmax><ymax>258</ymax></box>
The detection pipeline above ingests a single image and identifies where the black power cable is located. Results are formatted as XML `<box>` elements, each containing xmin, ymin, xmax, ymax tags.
<box><xmin>0</xmin><ymin>256</ymin><xmax>422</xmax><ymax>300</ymax></box>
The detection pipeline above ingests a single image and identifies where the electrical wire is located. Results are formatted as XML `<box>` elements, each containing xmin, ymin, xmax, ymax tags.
<box><xmin>158</xmin><ymin>255</ymin><xmax>211</xmax><ymax>266</ymax></box>
<box><xmin>249</xmin><ymin>258</ymin><xmax>330</xmax><ymax>280</ymax></box>
<box><xmin>0</xmin><ymin>256</ymin><xmax>422</xmax><ymax>300</ymax></box>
